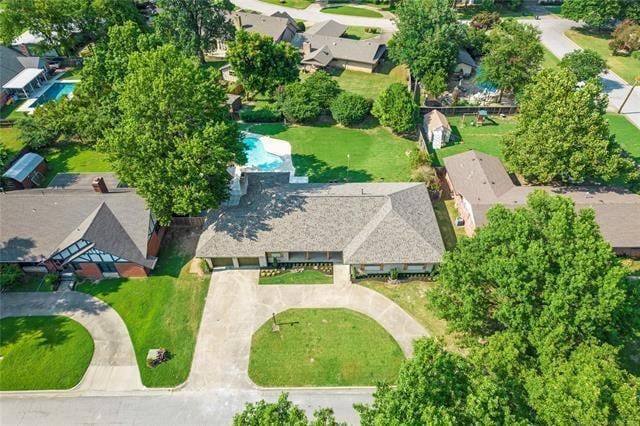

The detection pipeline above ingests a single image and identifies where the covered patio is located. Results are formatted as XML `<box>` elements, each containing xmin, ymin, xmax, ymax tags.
<box><xmin>2</xmin><ymin>68</ymin><xmax>47</xmax><ymax>98</ymax></box>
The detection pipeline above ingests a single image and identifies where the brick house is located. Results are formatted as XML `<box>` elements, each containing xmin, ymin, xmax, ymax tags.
<box><xmin>0</xmin><ymin>173</ymin><xmax>165</xmax><ymax>279</ymax></box>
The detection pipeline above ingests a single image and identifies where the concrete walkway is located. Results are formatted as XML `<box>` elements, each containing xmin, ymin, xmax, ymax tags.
<box><xmin>0</xmin><ymin>292</ymin><xmax>143</xmax><ymax>392</ymax></box>
<box><xmin>186</xmin><ymin>265</ymin><xmax>427</xmax><ymax>391</ymax></box>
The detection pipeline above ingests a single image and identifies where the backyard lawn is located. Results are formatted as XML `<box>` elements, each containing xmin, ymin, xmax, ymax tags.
<box><xmin>0</xmin><ymin>316</ymin><xmax>94</xmax><ymax>390</ymax></box>
<box><xmin>327</xmin><ymin>60</ymin><xmax>407</xmax><ymax>100</ymax></box>
<box><xmin>259</xmin><ymin>269</ymin><xmax>333</xmax><ymax>285</ymax></box>
<box><xmin>61</xmin><ymin>67</ymin><xmax>83</xmax><ymax>80</ymax></box>
<box><xmin>0</xmin><ymin>100</ymin><xmax>27</xmax><ymax>121</ymax></box>
<box><xmin>343</xmin><ymin>26</ymin><xmax>378</xmax><ymax>40</ymax></box>
<box><xmin>565</xmin><ymin>29</ymin><xmax>640</xmax><ymax>84</ymax></box>
<box><xmin>247</xmin><ymin>121</ymin><xmax>415</xmax><ymax>182</ymax></box>
<box><xmin>0</xmin><ymin>127</ymin><xmax>23</xmax><ymax>160</ymax></box>
<box><xmin>259</xmin><ymin>0</ymin><xmax>312</xmax><ymax>8</ymax></box>
<box><xmin>248</xmin><ymin>308</ymin><xmax>404</xmax><ymax>386</ymax></box>
<box><xmin>42</xmin><ymin>144</ymin><xmax>111</xmax><ymax>185</ymax></box>
<box><xmin>77</xmin><ymin>235</ymin><xmax>209</xmax><ymax>387</ymax></box>
<box><xmin>321</xmin><ymin>5</ymin><xmax>383</xmax><ymax>18</ymax></box>
<box><xmin>358</xmin><ymin>281</ymin><xmax>462</xmax><ymax>354</ymax></box>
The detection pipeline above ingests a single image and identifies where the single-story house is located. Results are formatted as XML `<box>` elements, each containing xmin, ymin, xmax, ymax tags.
<box><xmin>0</xmin><ymin>45</ymin><xmax>47</xmax><ymax>106</ymax></box>
<box><xmin>2</xmin><ymin>152</ymin><xmax>48</xmax><ymax>190</ymax></box>
<box><xmin>297</xmin><ymin>34</ymin><xmax>386</xmax><ymax>73</ymax></box>
<box><xmin>443</xmin><ymin>150</ymin><xmax>640</xmax><ymax>258</ymax></box>
<box><xmin>304</xmin><ymin>20</ymin><xmax>348</xmax><ymax>38</ymax></box>
<box><xmin>455</xmin><ymin>49</ymin><xmax>477</xmax><ymax>78</ymax></box>
<box><xmin>0</xmin><ymin>173</ymin><xmax>165</xmax><ymax>279</ymax></box>
<box><xmin>424</xmin><ymin>110</ymin><xmax>452</xmax><ymax>149</ymax></box>
<box><xmin>196</xmin><ymin>173</ymin><xmax>445</xmax><ymax>274</ymax></box>
<box><xmin>213</xmin><ymin>11</ymin><xmax>299</xmax><ymax>54</ymax></box>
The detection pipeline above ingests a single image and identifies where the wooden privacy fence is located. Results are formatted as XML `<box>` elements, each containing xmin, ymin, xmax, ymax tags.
<box><xmin>420</xmin><ymin>105</ymin><xmax>518</xmax><ymax>116</ymax></box>
<box><xmin>170</xmin><ymin>216</ymin><xmax>205</xmax><ymax>228</ymax></box>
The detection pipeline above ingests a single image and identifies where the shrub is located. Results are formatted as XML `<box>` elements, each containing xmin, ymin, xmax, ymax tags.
<box><xmin>409</xmin><ymin>148</ymin><xmax>429</xmax><ymax>169</ymax></box>
<box><xmin>303</xmin><ymin>71</ymin><xmax>341</xmax><ymax>109</ymax></box>
<box><xmin>390</xmin><ymin>268</ymin><xmax>399</xmax><ymax>280</ymax></box>
<box><xmin>559</xmin><ymin>49</ymin><xmax>607</xmax><ymax>81</ymax></box>
<box><xmin>43</xmin><ymin>273</ymin><xmax>60</xmax><ymax>290</ymax></box>
<box><xmin>276</xmin><ymin>82</ymin><xmax>322</xmax><ymax>123</ymax></box>
<box><xmin>296</xmin><ymin>20</ymin><xmax>305</xmax><ymax>31</ymax></box>
<box><xmin>239</xmin><ymin>108</ymin><xmax>281</xmax><ymax>122</ymax></box>
<box><xmin>470</xmin><ymin>11</ymin><xmax>501</xmax><ymax>30</ymax></box>
<box><xmin>609</xmin><ymin>20</ymin><xmax>640</xmax><ymax>54</ymax></box>
<box><xmin>0</xmin><ymin>264</ymin><xmax>23</xmax><ymax>290</ymax></box>
<box><xmin>372</xmin><ymin>83</ymin><xmax>419</xmax><ymax>134</ymax></box>
<box><xmin>0</xmin><ymin>145</ymin><xmax>10</xmax><ymax>169</ymax></box>
<box><xmin>330</xmin><ymin>92</ymin><xmax>371</xmax><ymax>126</ymax></box>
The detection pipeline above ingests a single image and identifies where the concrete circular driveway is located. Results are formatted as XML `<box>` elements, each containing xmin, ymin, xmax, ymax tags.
<box><xmin>186</xmin><ymin>265</ymin><xmax>427</xmax><ymax>390</ymax></box>
<box><xmin>0</xmin><ymin>292</ymin><xmax>143</xmax><ymax>392</ymax></box>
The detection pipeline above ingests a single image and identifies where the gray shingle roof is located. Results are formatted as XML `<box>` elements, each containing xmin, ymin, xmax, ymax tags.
<box><xmin>0</xmin><ymin>45</ymin><xmax>26</xmax><ymax>88</ymax></box>
<box><xmin>235</xmin><ymin>11</ymin><xmax>295</xmax><ymax>42</ymax></box>
<box><xmin>305</xmin><ymin>20</ymin><xmax>347</xmax><ymax>37</ymax></box>
<box><xmin>0</xmin><ymin>180</ymin><xmax>155</xmax><ymax>267</ymax></box>
<box><xmin>457</xmin><ymin>49</ymin><xmax>476</xmax><ymax>67</ymax></box>
<box><xmin>443</xmin><ymin>150</ymin><xmax>640</xmax><ymax>249</ymax></box>
<box><xmin>196</xmin><ymin>173</ymin><xmax>445</xmax><ymax>264</ymax></box>
<box><xmin>302</xmin><ymin>45</ymin><xmax>334</xmax><ymax>67</ymax></box>
<box><xmin>296</xmin><ymin>34</ymin><xmax>386</xmax><ymax>65</ymax></box>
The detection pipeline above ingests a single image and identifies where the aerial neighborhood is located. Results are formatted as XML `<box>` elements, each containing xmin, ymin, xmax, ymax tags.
<box><xmin>0</xmin><ymin>0</ymin><xmax>639</xmax><ymax>424</ymax></box>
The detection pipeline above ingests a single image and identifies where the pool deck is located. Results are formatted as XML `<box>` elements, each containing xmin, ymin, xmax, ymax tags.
<box><xmin>242</xmin><ymin>131</ymin><xmax>308</xmax><ymax>183</ymax></box>
<box><xmin>16</xmin><ymin>74</ymin><xmax>79</xmax><ymax>114</ymax></box>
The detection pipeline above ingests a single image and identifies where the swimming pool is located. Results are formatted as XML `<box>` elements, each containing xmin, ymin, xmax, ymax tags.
<box><xmin>243</xmin><ymin>136</ymin><xmax>284</xmax><ymax>171</ymax></box>
<box><xmin>32</xmin><ymin>82</ymin><xmax>76</xmax><ymax>107</ymax></box>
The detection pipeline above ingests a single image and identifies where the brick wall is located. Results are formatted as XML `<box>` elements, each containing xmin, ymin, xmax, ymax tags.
<box><xmin>147</xmin><ymin>227</ymin><xmax>166</xmax><ymax>257</ymax></box>
<box><xmin>75</xmin><ymin>263</ymin><xmax>102</xmax><ymax>280</ymax></box>
<box><xmin>115</xmin><ymin>263</ymin><xmax>148</xmax><ymax>277</ymax></box>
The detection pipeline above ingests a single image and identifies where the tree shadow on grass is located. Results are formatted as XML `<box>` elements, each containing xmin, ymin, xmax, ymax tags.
<box><xmin>292</xmin><ymin>153</ymin><xmax>373</xmax><ymax>183</ymax></box>
<box><xmin>0</xmin><ymin>316</ymin><xmax>74</xmax><ymax>350</ymax></box>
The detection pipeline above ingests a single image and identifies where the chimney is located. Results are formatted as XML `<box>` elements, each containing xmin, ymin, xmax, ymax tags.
<box><xmin>302</xmin><ymin>41</ymin><xmax>311</xmax><ymax>56</ymax></box>
<box><xmin>92</xmin><ymin>176</ymin><xmax>108</xmax><ymax>193</ymax></box>
<box><xmin>232</xmin><ymin>14</ymin><xmax>242</xmax><ymax>30</ymax></box>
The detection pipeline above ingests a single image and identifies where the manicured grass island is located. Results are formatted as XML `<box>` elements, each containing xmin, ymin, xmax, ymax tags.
<box><xmin>0</xmin><ymin>316</ymin><xmax>94</xmax><ymax>390</ymax></box>
<box><xmin>248</xmin><ymin>308</ymin><xmax>404</xmax><ymax>386</ymax></box>
<box><xmin>77</xmin><ymin>239</ymin><xmax>209</xmax><ymax>387</ymax></box>
<box><xmin>321</xmin><ymin>5</ymin><xmax>383</xmax><ymax>18</ymax></box>
<box><xmin>259</xmin><ymin>269</ymin><xmax>333</xmax><ymax>285</ymax></box>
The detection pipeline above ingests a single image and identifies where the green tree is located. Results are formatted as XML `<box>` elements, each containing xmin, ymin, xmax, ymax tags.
<box><xmin>502</xmin><ymin>68</ymin><xmax>636</xmax><ymax>184</ymax></box>
<box><xmin>470</xmin><ymin>11</ymin><xmax>501</xmax><ymax>30</ymax></box>
<box><xmin>302</xmin><ymin>71</ymin><xmax>341</xmax><ymax>109</ymax></box>
<box><xmin>102</xmin><ymin>44</ymin><xmax>245</xmax><ymax>224</ymax></box>
<box><xmin>430</xmin><ymin>190</ymin><xmax>640</xmax><ymax>352</ymax></box>
<box><xmin>389</xmin><ymin>0</ymin><xmax>465</xmax><ymax>83</ymax></box>
<box><xmin>562</xmin><ymin>0</ymin><xmax>622</xmax><ymax>28</ymax></box>
<box><xmin>609</xmin><ymin>19</ymin><xmax>640</xmax><ymax>54</ymax></box>
<box><xmin>226</xmin><ymin>30</ymin><xmax>299</xmax><ymax>97</ymax></box>
<box><xmin>233</xmin><ymin>393</ymin><xmax>344</xmax><ymax>426</ymax></box>
<box><xmin>330</xmin><ymin>93</ymin><xmax>371</xmax><ymax>126</ymax></box>
<box><xmin>0</xmin><ymin>145</ymin><xmax>9</xmax><ymax>169</ymax></box>
<box><xmin>155</xmin><ymin>0</ymin><xmax>234</xmax><ymax>63</ymax></box>
<box><xmin>478</xmin><ymin>19</ymin><xmax>543</xmax><ymax>101</ymax></box>
<box><xmin>372</xmin><ymin>83</ymin><xmax>419</xmax><ymax>134</ymax></box>
<box><xmin>276</xmin><ymin>82</ymin><xmax>322</xmax><ymax>123</ymax></box>
<box><xmin>15</xmin><ymin>99</ymin><xmax>77</xmax><ymax>149</ymax></box>
<box><xmin>559</xmin><ymin>49</ymin><xmax>608</xmax><ymax>81</ymax></box>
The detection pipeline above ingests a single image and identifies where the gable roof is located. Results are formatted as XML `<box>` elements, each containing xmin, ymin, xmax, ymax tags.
<box><xmin>0</xmin><ymin>45</ymin><xmax>26</xmax><ymax>88</ymax></box>
<box><xmin>457</xmin><ymin>49</ymin><xmax>476</xmax><ymax>67</ymax></box>
<box><xmin>196</xmin><ymin>173</ymin><xmax>445</xmax><ymax>264</ymax></box>
<box><xmin>424</xmin><ymin>110</ymin><xmax>451</xmax><ymax>132</ymax></box>
<box><xmin>443</xmin><ymin>150</ymin><xmax>640</xmax><ymax>248</ymax></box>
<box><xmin>302</xmin><ymin>45</ymin><xmax>334</xmax><ymax>67</ymax></box>
<box><xmin>234</xmin><ymin>11</ymin><xmax>296</xmax><ymax>42</ymax></box>
<box><xmin>0</xmin><ymin>178</ymin><xmax>155</xmax><ymax>267</ymax></box>
<box><xmin>2</xmin><ymin>153</ymin><xmax>45</xmax><ymax>181</ymax></box>
<box><xmin>296</xmin><ymin>34</ymin><xmax>386</xmax><ymax>65</ymax></box>
<box><xmin>305</xmin><ymin>20</ymin><xmax>347</xmax><ymax>37</ymax></box>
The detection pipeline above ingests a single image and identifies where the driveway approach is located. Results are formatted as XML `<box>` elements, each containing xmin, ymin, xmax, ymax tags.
<box><xmin>0</xmin><ymin>292</ymin><xmax>143</xmax><ymax>392</ymax></box>
<box><xmin>186</xmin><ymin>265</ymin><xmax>427</xmax><ymax>390</ymax></box>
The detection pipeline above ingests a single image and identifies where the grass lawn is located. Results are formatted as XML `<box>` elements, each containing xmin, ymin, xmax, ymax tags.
<box><xmin>0</xmin><ymin>127</ymin><xmax>23</xmax><ymax>161</ymax></box>
<box><xmin>0</xmin><ymin>316</ymin><xmax>94</xmax><ymax>390</ymax></box>
<box><xmin>358</xmin><ymin>281</ymin><xmax>462</xmax><ymax>353</ymax></box>
<box><xmin>77</xmin><ymin>237</ymin><xmax>210</xmax><ymax>387</ymax></box>
<box><xmin>42</xmin><ymin>144</ymin><xmax>112</xmax><ymax>185</ymax></box>
<box><xmin>608</xmin><ymin>113</ymin><xmax>640</xmax><ymax>163</ymax></box>
<box><xmin>431</xmin><ymin>116</ymin><xmax>515</xmax><ymax>166</ymax></box>
<box><xmin>204</xmin><ymin>57</ymin><xmax>228</xmax><ymax>71</ymax></box>
<box><xmin>0</xmin><ymin>100</ymin><xmax>28</xmax><ymax>121</ymax></box>
<box><xmin>542</xmin><ymin>46</ymin><xmax>560</xmax><ymax>69</ymax></box>
<box><xmin>248</xmin><ymin>308</ymin><xmax>404</xmax><ymax>386</ymax></box>
<box><xmin>259</xmin><ymin>269</ymin><xmax>333</xmax><ymax>285</ymax></box>
<box><xmin>565</xmin><ymin>29</ymin><xmax>640</xmax><ymax>84</ymax></box>
<box><xmin>247</xmin><ymin>121</ymin><xmax>415</xmax><ymax>182</ymax></box>
<box><xmin>259</xmin><ymin>0</ymin><xmax>312</xmax><ymax>9</ymax></box>
<box><xmin>343</xmin><ymin>26</ymin><xmax>378</xmax><ymax>40</ymax></box>
<box><xmin>456</xmin><ymin>5</ymin><xmax>533</xmax><ymax>20</ymax></box>
<box><xmin>321</xmin><ymin>5</ymin><xmax>383</xmax><ymax>18</ymax></box>
<box><xmin>432</xmin><ymin>199</ymin><xmax>467</xmax><ymax>250</ymax></box>
<box><xmin>61</xmin><ymin>67</ymin><xmax>83</xmax><ymax>80</ymax></box>
<box><xmin>328</xmin><ymin>60</ymin><xmax>407</xmax><ymax>100</ymax></box>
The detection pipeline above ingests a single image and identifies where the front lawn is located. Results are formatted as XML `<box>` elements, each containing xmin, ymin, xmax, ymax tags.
<box><xmin>542</xmin><ymin>46</ymin><xmax>560</xmax><ymax>69</ymax></box>
<box><xmin>321</xmin><ymin>5</ymin><xmax>384</xmax><ymax>18</ymax></box>
<box><xmin>0</xmin><ymin>316</ymin><xmax>94</xmax><ymax>390</ymax></box>
<box><xmin>608</xmin><ymin>113</ymin><xmax>640</xmax><ymax>163</ymax></box>
<box><xmin>248</xmin><ymin>308</ymin><xmax>404</xmax><ymax>386</ymax></box>
<box><xmin>259</xmin><ymin>269</ymin><xmax>333</xmax><ymax>285</ymax></box>
<box><xmin>357</xmin><ymin>281</ymin><xmax>462</xmax><ymax>353</ymax></box>
<box><xmin>247</xmin><ymin>122</ymin><xmax>415</xmax><ymax>182</ymax></box>
<box><xmin>327</xmin><ymin>60</ymin><xmax>407</xmax><ymax>99</ymax></box>
<box><xmin>77</xmin><ymin>235</ymin><xmax>210</xmax><ymax>387</ymax></box>
<box><xmin>565</xmin><ymin>29</ymin><xmax>640</xmax><ymax>84</ymax></box>
<box><xmin>259</xmin><ymin>0</ymin><xmax>312</xmax><ymax>9</ymax></box>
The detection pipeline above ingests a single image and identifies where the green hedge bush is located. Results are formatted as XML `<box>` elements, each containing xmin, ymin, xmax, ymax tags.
<box><xmin>239</xmin><ymin>108</ymin><xmax>281</xmax><ymax>122</ymax></box>
<box><xmin>330</xmin><ymin>92</ymin><xmax>371</xmax><ymax>126</ymax></box>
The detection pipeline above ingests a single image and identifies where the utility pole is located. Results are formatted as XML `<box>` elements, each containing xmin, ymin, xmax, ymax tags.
<box><xmin>618</xmin><ymin>75</ymin><xmax>640</xmax><ymax>114</ymax></box>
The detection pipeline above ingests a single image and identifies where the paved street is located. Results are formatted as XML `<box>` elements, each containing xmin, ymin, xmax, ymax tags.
<box><xmin>0</xmin><ymin>292</ymin><xmax>143</xmax><ymax>392</ymax></box>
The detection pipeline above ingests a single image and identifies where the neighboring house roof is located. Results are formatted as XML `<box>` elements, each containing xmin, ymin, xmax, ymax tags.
<box><xmin>196</xmin><ymin>173</ymin><xmax>445</xmax><ymax>264</ymax></box>
<box><xmin>235</xmin><ymin>11</ymin><xmax>297</xmax><ymax>42</ymax></box>
<box><xmin>2</xmin><ymin>68</ymin><xmax>45</xmax><ymax>89</ymax></box>
<box><xmin>443</xmin><ymin>150</ymin><xmax>640</xmax><ymax>248</ymax></box>
<box><xmin>302</xmin><ymin>45</ymin><xmax>334</xmax><ymax>67</ymax></box>
<box><xmin>296</xmin><ymin>34</ymin><xmax>386</xmax><ymax>65</ymax></box>
<box><xmin>457</xmin><ymin>49</ymin><xmax>476</xmax><ymax>67</ymax></box>
<box><xmin>270</xmin><ymin>11</ymin><xmax>298</xmax><ymax>27</ymax></box>
<box><xmin>424</xmin><ymin>110</ymin><xmax>451</xmax><ymax>132</ymax></box>
<box><xmin>226</xmin><ymin>93</ymin><xmax>241</xmax><ymax>105</ymax></box>
<box><xmin>0</xmin><ymin>45</ymin><xmax>26</xmax><ymax>88</ymax></box>
<box><xmin>305</xmin><ymin>20</ymin><xmax>347</xmax><ymax>37</ymax></box>
<box><xmin>2</xmin><ymin>153</ymin><xmax>45</xmax><ymax>182</ymax></box>
<box><xmin>0</xmin><ymin>175</ymin><xmax>156</xmax><ymax>268</ymax></box>
<box><xmin>12</xmin><ymin>30</ymin><xmax>46</xmax><ymax>45</ymax></box>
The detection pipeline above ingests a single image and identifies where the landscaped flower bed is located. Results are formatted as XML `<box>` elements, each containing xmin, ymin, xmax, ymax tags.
<box><xmin>259</xmin><ymin>263</ymin><xmax>334</xmax><ymax>285</ymax></box>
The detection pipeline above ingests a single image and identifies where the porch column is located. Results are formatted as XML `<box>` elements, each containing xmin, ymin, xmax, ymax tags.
<box><xmin>232</xmin><ymin>257</ymin><xmax>240</xmax><ymax>268</ymax></box>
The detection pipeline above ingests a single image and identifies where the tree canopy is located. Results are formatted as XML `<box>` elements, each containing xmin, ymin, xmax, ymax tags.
<box><xmin>388</xmin><ymin>0</ymin><xmax>465</xmax><ymax>90</ymax></box>
<box><xmin>372</xmin><ymin>83</ymin><xmax>419</xmax><ymax>134</ymax></box>
<box><xmin>226</xmin><ymin>30</ymin><xmax>299</xmax><ymax>96</ymax></box>
<box><xmin>155</xmin><ymin>0</ymin><xmax>234</xmax><ymax>63</ymax></box>
<box><xmin>102</xmin><ymin>44</ymin><xmax>245</xmax><ymax>224</ymax></box>
<box><xmin>562</xmin><ymin>0</ymin><xmax>623</xmax><ymax>28</ymax></box>
<box><xmin>275</xmin><ymin>71</ymin><xmax>341</xmax><ymax>123</ymax></box>
<box><xmin>233</xmin><ymin>393</ymin><xmax>344</xmax><ymax>426</ymax></box>
<box><xmin>502</xmin><ymin>67</ymin><xmax>636</xmax><ymax>184</ymax></box>
<box><xmin>558</xmin><ymin>49</ymin><xmax>608</xmax><ymax>81</ymax></box>
<box><xmin>477</xmin><ymin>19</ymin><xmax>543</xmax><ymax>101</ymax></box>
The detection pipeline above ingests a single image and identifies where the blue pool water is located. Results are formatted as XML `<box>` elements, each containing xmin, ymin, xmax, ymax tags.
<box><xmin>474</xmin><ymin>66</ymin><xmax>498</xmax><ymax>93</ymax></box>
<box><xmin>243</xmin><ymin>136</ymin><xmax>284</xmax><ymax>171</ymax></box>
<box><xmin>33</xmin><ymin>82</ymin><xmax>76</xmax><ymax>107</ymax></box>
